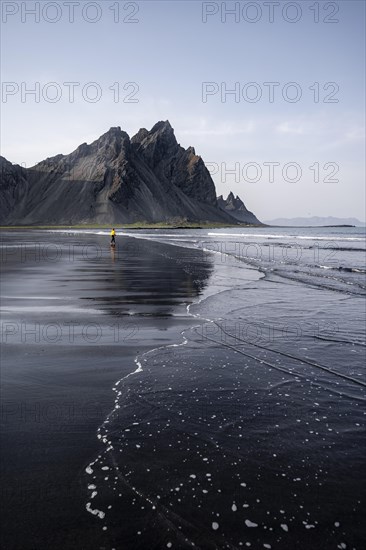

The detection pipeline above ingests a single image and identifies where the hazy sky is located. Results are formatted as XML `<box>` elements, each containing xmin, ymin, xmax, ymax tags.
<box><xmin>1</xmin><ymin>0</ymin><xmax>365</xmax><ymax>221</ymax></box>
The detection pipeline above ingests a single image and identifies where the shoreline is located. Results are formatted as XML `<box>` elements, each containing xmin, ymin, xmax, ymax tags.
<box><xmin>1</xmin><ymin>224</ymin><xmax>362</xmax><ymax>230</ymax></box>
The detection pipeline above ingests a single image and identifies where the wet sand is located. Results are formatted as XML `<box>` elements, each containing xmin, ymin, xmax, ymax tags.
<box><xmin>0</xmin><ymin>231</ymin><xmax>213</xmax><ymax>549</ymax></box>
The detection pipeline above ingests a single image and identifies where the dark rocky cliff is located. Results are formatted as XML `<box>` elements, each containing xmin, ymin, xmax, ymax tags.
<box><xmin>0</xmin><ymin>122</ymin><xmax>258</xmax><ymax>225</ymax></box>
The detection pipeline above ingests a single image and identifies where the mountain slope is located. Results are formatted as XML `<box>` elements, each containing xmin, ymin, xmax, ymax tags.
<box><xmin>0</xmin><ymin>156</ymin><xmax>29</xmax><ymax>223</ymax></box>
<box><xmin>0</xmin><ymin>122</ymin><xmax>256</xmax><ymax>226</ymax></box>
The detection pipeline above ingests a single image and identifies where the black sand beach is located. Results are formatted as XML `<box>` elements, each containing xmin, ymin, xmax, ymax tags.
<box><xmin>1</xmin><ymin>229</ymin><xmax>365</xmax><ymax>550</ymax></box>
<box><xmin>0</xmin><ymin>231</ymin><xmax>213</xmax><ymax>549</ymax></box>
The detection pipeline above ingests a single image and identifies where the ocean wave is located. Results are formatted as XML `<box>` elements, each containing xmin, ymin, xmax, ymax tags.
<box><xmin>315</xmin><ymin>265</ymin><xmax>366</xmax><ymax>273</ymax></box>
<box><xmin>208</xmin><ymin>232</ymin><xmax>365</xmax><ymax>242</ymax></box>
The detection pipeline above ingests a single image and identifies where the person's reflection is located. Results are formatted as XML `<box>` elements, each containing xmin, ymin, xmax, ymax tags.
<box><xmin>110</xmin><ymin>244</ymin><xmax>116</xmax><ymax>263</ymax></box>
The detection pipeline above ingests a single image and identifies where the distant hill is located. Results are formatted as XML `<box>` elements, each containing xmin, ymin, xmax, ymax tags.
<box><xmin>264</xmin><ymin>216</ymin><xmax>365</xmax><ymax>227</ymax></box>
<box><xmin>0</xmin><ymin>121</ymin><xmax>259</xmax><ymax>226</ymax></box>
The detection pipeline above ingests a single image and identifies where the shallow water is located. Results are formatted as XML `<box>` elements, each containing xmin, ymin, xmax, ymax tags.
<box><xmin>76</xmin><ymin>227</ymin><xmax>365</xmax><ymax>549</ymax></box>
<box><xmin>1</xmin><ymin>227</ymin><xmax>365</xmax><ymax>549</ymax></box>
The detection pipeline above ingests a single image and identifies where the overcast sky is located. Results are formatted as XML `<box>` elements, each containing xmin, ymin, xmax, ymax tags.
<box><xmin>1</xmin><ymin>0</ymin><xmax>365</xmax><ymax>221</ymax></box>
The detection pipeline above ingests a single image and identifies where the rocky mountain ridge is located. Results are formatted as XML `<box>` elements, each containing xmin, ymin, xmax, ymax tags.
<box><xmin>0</xmin><ymin>122</ymin><xmax>260</xmax><ymax>226</ymax></box>
<box><xmin>217</xmin><ymin>192</ymin><xmax>261</xmax><ymax>225</ymax></box>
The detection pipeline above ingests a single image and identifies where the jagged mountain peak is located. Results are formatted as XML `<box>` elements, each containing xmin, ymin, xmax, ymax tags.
<box><xmin>219</xmin><ymin>192</ymin><xmax>238</xmax><ymax>203</ymax></box>
<box><xmin>131</xmin><ymin>127</ymin><xmax>149</xmax><ymax>144</ymax></box>
<box><xmin>77</xmin><ymin>127</ymin><xmax>131</xmax><ymax>167</ymax></box>
<box><xmin>150</xmin><ymin>120</ymin><xmax>173</xmax><ymax>133</ymax></box>
<box><xmin>95</xmin><ymin>126</ymin><xmax>129</xmax><ymax>145</ymax></box>
<box><xmin>219</xmin><ymin>191</ymin><xmax>246</xmax><ymax>210</ymax></box>
<box><xmin>131</xmin><ymin>121</ymin><xmax>176</xmax><ymax>147</ymax></box>
<box><xmin>97</xmin><ymin>126</ymin><xmax>123</xmax><ymax>136</ymax></box>
<box><xmin>218</xmin><ymin>191</ymin><xmax>261</xmax><ymax>225</ymax></box>
<box><xmin>225</xmin><ymin>192</ymin><xmax>245</xmax><ymax>208</ymax></box>
<box><xmin>1</xmin><ymin>156</ymin><xmax>19</xmax><ymax>169</ymax></box>
<box><xmin>131</xmin><ymin>121</ymin><xmax>179</xmax><ymax>171</ymax></box>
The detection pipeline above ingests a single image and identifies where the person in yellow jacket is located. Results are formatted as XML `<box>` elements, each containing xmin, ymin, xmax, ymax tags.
<box><xmin>110</xmin><ymin>228</ymin><xmax>116</xmax><ymax>246</ymax></box>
